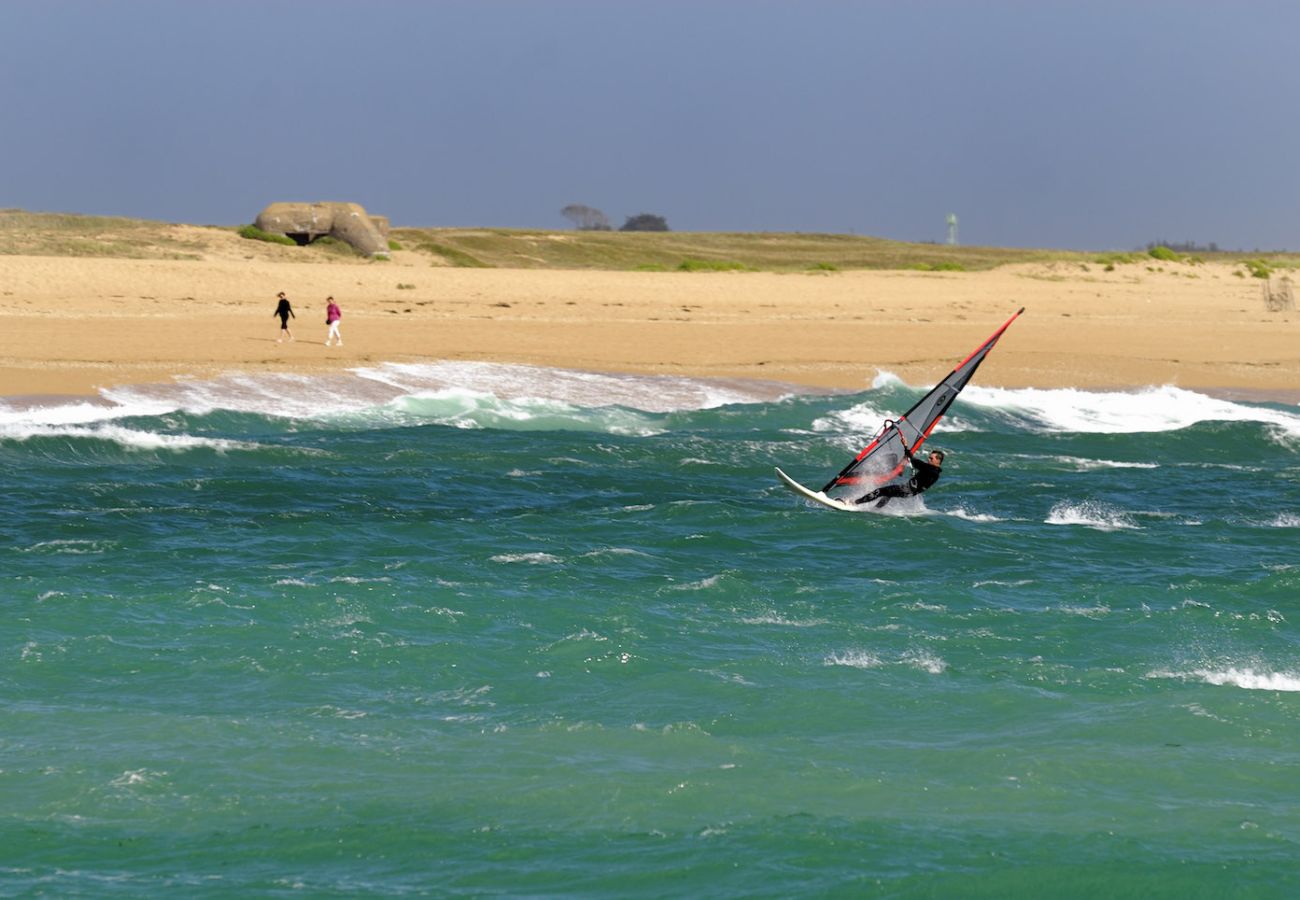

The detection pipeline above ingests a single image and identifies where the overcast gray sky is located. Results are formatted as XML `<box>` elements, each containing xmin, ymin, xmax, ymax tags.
<box><xmin>2</xmin><ymin>1</ymin><xmax>1297</xmax><ymax>250</ymax></box>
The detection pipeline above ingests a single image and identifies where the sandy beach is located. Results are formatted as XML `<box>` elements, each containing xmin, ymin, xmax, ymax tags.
<box><xmin>2</xmin><ymin>231</ymin><xmax>1297</xmax><ymax>401</ymax></box>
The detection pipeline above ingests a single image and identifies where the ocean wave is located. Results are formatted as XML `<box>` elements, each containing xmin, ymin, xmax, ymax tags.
<box><xmin>2</xmin><ymin>362</ymin><xmax>798</xmax><ymax>434</ymax></box>
<box><xmin>944</xmin><ymin>506</ymin><xmax>1004</xmax><ymax>522</ymax></box>
<box><xmin>963</xmin><ymin>384</ymin><xmax>1300</xmax><ymax>437</ymax></box>
<box><xmin>740</xmin><ymin>612</ymin><xmax>829</xmax><ymax>627</ymax></box>
<box><xmin>825</xmin><ymin>649</ymin><xmax>947</xmax><ymax>674</ymax></box>
<box><xmin>825</xmin><ymin>650</ymin><xmax>884</xmax><ymax>669</ymax></box>
<box><xmin>0</xmin><ymin>422</ymin><xmax>262</xmax><ymax>453</ymax></box>
<box><xmin>490</xmin><ymin>552</ymin><xmax>562</xmax><ymax>565</ymax></box>
<box><xmin>810</xmin><ymin>378</ymin><xmax>1300</xmax><ymax>457</ymax></box>
<box><xmin>356</xmin><ymin>361</ymin><xmax>794</xmax><ymax>412</ymax></box>
<box><xmin>19</xmin><ymin>539</ymin><xmax>115</xmax><ymax>554</ymax></box>
<box><xmin>1045</xmin><ymin>455</ymin><xmax>1161</xmax><ymax>471</ymax></box>
<box><xmin>1149</xmin><ymin>667</ymin><xmax>1300</xmax><ymax>692</ymax></box>
<box><xmin>1046</xmin><ymin>501</ymin><xmax>1138</xmax><ymax>531</ymax></box>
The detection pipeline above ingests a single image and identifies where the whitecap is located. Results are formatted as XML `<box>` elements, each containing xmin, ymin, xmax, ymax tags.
<box><xmin>356</xmin><ymin>360</ymin><xmax>794</xmax><ymax>412</ymax></box>
<box><xmin>0</xmin><ymin>423</ymin><xmax>259</xmax><ymax>452</ymax></box>
<box><xmin>1</xmin><ymin>362</ymin><xmax>805</xmax><ymax>436</ymax></box>
<box><xmin>110</xmin><ymin>769</ymin><xmax>165</xmax><ymax>788</ymax></box>
<box><xmin>1150</xmin><ymin>667</ymin><xmax>1300</xmax><ymax>692</ymax></box>
<box><xmin>944</xmin><ymin>507</ymin><xmax>1004</xmax><ymax>522</ymax></box>
<box><xmin>1046</xmin><ymin>501</ymin><xmax>1138</xmax><ymax>531</ymax></box>
<box><xmin>489</xmin><ymin>552</ymin><xmax>562</xmax><ymax>565</ymax></box>
<box><xmin>902</xmin><ymin>650</ymin><xmax>948</xmax><ymax>674</ymax></box>
<box><xmin>739</xmin><ymin>613</ymin><xmax>828</xmax><ymax>627</ymax></box>
<box><xmin>963</xmin><ymin>384</ymin><xmax>1300</xmax><ymax>437</ymax></box>
<box><xmin>1047</xmin><ymin>455</ymin><xmax>1161</xmax><ymax>471</ymax></box>
<box><xmin>671</xmin><ymin>574</ymin><xmax>725</xmax><ymax>591</ymax></box>
<box><xmin>824</xmin><ymin>650</ymin><xmax>884</xmax><ymax>669</ymax></box>
<box><xmin>20</xmin><ymin>539</ymin><xmax>113</xmax><ymax>554</ymax></box>
<box><xmin>1056</xmin><ymin>604</ymin><xmax>1110</xmax><ymax>618</ymax></box>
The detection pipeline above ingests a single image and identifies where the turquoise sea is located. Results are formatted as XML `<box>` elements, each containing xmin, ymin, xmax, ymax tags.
<box><xmin>3</xmin><ymin>361</ymin><xmax>1299</xmax><ymax>897</ymax></box>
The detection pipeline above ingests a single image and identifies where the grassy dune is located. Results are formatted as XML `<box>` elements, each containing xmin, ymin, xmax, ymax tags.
<box><xmin>3</xmin><ymin>209</ymin><xmax>1296</xmax><ymax>273</ymax></box>
<box><xmin>0</xmin><ymin>209</ymin><xmax>210</xmax><ymax>260</ymax></box>
<box><xmin>390</xmin><ymin>227</ymin><xmax>1078</xmax><ymax>271</ymax></box>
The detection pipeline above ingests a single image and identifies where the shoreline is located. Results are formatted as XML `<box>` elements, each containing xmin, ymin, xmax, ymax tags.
<box><xmin>3</xmin><ymin>363</ymin><xmax>1299</xmax><ymax>414</ymax></box>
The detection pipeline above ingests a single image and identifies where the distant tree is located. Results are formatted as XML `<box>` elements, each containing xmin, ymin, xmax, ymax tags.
<box><xmin>560</xmin><ymin>204</ymin><xmax>611</xmax><ymax>231</ymax></box>
<box><xmin>620</xmin><ymin>213</ymin><xmax>669</xmax><ymax>232</ymax></box>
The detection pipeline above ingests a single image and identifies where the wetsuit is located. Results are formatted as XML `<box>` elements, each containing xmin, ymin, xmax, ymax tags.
<box><xmin>854</xmin><ymin>453</ymin><xmax>942</xmax><ymax>507</ymax></box>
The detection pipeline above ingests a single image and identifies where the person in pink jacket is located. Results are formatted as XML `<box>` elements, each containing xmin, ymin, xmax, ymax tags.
<box><xmin>324</xmin><ymin>296</ymin><xmax>343</xmax><ymax>346</ymax></box>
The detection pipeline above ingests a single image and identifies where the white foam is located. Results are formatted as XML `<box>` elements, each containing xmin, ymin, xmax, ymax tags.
<box><xmin>820</xmin><ymin>376</ymin><xmax>1300</xmax><ymax>438</ymax></box>
<box><xmin>1046</xmin><ymin>501</ymin><xmax>1138</xmax><ymax>531</ymax></box>
<box><xmin>825</xmin><ymin>650</ymin><xmax>884</xmax><ymax>669</ymax></box>
<box><xmin>902</xmin><ymin>650</ymin><xmax>948</xmax><ymax>674</ymax></box>
<box><xmin>825</xmin><ymin>649</ymin><xmax>947</xmax><ymax>674</ymax></box>
<box><xmin>0</xmin><ymin>422</ymin><xmax>259</xmax><ymax>452</ymax></box>
<box><xmin>740</xmin><ymin>612</ymin><xmax>829</xmax><ymax>627</ymax></box>
<box><xmin>20</xmin><ymin>539</ymin><xmax>113</xmax><ymax>554</ymax></box>
<box><xmin>1268</xmin><ymin>513</ymin><xmax>1300</xmax><ymax>528</ymax></box>
<box><xmin>489</xmin><ymin>552</ymin><xmax>562</xmax><ymax>565</ymax></box>
<box><xmin>355</xmin><ymin>360</ymin><xmax>792</xmax><ymax>412</ymax></box>
<box><xmin>964</xmin><ymin>384</ymin><xmax>1300</xmax><ymax>437</ymax></box>
<box><xmin>0</xmin><ymin>397</ymin><xmax>172</xmax><ymax>427</ymax></box>
<box><xmin>0</xmin><ymin>361</ymin><xmax>800</xmax><ymax>434</ymax></box>
<box><xmin>1056</xmin><ymin>604</ymin><xmax>1111</xmax><ymax>618</ymax></box>
<box><xmin>1047</xmin><ymin>455</ymin><xmax>1161</xmax><ymax>471</ymax></box>
<box><xmin>1150</xmin><ymin>667</ymin><xmax>1300</xmax><ymax>692</ymax></box>
<box><xmin>944</xmin><ymin>507</ymin><xmax>1004</xmax><ymax>523</ymax></box>
<box><xmin>671</xmin><ymin>574</ymin><xmax>725</xmax><ymax>591</ymax></box>
<box><xmin>110</xmin><ymin>769</ymin><xmax>165</xmax><ymax>788</ymax></box>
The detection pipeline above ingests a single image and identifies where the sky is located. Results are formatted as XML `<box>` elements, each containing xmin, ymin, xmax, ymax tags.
<box><xmin>2</xmin><ymin>0</ymin><xmax>1298</xmax><ymax>250</ymax></box>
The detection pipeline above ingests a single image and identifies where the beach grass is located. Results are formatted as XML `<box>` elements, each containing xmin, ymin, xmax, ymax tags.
<box><xmin>389</xmin><ymin>227</ymin><xmax>1078</xmax><ymax>272</ymax></box>
<box><xmin>0</xmin><ymin>209</ymin><xmax>206</xmax><ymax>259</ymax></box>
<box><xmin>3</xmin><ymin>209</ymin><xmax>1299</xmax><ymax>273</ymax></box>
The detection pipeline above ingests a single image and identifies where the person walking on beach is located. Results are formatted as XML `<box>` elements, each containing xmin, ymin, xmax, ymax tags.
<box><xmin>324</xmin><ymin>296</ymin><xmax>343</xmax><ymax>346</ymax></box>
<box><xmin>273</xmin><ymin>291</ymin><xmax>295</xmax><ymax>342</ymax></box>
<box><xmin>854</xmin><ymin>447</ymin><xmax>944</xmax><ymax>508</ymax></box>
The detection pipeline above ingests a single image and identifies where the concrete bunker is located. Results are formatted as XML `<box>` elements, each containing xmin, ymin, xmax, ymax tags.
<box><xmin>255</xmin><ymin>202</ymin><xmax>391</xmax><ymax>257</ymax></box>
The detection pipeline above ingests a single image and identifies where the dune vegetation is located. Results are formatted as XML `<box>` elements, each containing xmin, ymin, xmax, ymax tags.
<box><xmin>3</xmin><ymin>209</ymin><xmax>1297</xmax><ymax>275</ymax></box>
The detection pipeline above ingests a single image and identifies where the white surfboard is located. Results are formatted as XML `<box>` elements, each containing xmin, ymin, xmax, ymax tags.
<box><xmin>774</xmin><ymin>466</ymin><xmax>861</xmax><ymax>512</ymax></box>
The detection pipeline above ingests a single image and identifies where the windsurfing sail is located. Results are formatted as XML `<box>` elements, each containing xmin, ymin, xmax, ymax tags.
<box><xmin>818</xmin><ymin>308</ymin><xmax>1025</xmax><ymax>503</ymax></box>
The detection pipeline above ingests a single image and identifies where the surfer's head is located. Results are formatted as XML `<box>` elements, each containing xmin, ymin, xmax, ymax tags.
<box><xmin>928</xmin><ymin>450</ymin><xmax>945</xmax><ymax>466</ymax></box>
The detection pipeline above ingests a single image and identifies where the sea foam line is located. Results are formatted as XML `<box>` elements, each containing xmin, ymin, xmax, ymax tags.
<box><xmin>0</xmin><ymin>422</ymin><xmax>260</xmax><ymax>452</ymax></box>
<box><xmin>964</xmin><ymin>383</ymin><xmax>1300</xmax><ymax>437</ymax></box>
<box><xmin>819</xmin><ymin>375</ymin><xmax>1300</xmax><ymax>438</ymax></box>
<box><xmin>1</xmin><ymin>362</ymin><xmax>800</xmax><ymax>433</ymax></box>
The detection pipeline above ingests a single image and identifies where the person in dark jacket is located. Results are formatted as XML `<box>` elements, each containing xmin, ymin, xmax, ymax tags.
<box><xmin>854</xmin><ymin>448</ymin><xmax>944</xmax><ymax>508</ymax></box>
<box><xmin>273</xmin><ymin>291</ymin><xmax>295</xmax><ymax>342</ymax></box>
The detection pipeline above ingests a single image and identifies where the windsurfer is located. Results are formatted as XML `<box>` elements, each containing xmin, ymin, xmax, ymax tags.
<box><xmin>854</xmin><ymin>448</ymin><xmax>944</xmax><ymax>508</ymax></box>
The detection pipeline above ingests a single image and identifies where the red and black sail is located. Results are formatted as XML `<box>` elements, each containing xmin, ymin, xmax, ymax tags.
<box><xmin>820</xmin><ymin>308</ymin><xmax>1025</xmax><ymax>499</ymax></box>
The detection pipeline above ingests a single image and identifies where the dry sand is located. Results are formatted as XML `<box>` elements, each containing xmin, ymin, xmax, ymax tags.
<box><xmin>2</xmin><ymin>237</ymin><xmax>1297</xmax><ymax>401</ymax></box>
